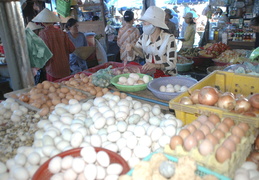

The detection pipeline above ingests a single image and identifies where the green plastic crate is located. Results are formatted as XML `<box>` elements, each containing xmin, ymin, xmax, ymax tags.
<box><xmin>56</xmin><ymin>0</ymin><xmax>71</xmax><ymax>17</ymax></box>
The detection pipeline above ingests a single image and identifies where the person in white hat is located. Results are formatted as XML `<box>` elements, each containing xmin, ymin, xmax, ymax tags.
<box><xmin>26</xmin><ymin>22</ymin><xmax>44</xmax><ymax>36</ymax></box>
<box><xmin>126</xmin><ymin>6</ymin><xmax>177</xmax><ymax>78</ymax></box>
<box><xmin>180</xmin><ymin>12</ymin><xmax>196</xmax><ymax>49</ymax></box>
<box><xmin>32</xmin><ymin>8</ymin><xmax>75</xmax><ymax>82</ymax></box>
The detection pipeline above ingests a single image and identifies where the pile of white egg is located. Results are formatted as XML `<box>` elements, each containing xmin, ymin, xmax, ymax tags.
<box><xmin>48</xmin><ymin>146</ymin><xmax>123</xmax><ymax>180</ymax></box>
<box><xmin>117</xmin><ymin>73</ymin><xmax>150</xmax><ymax>86</ymax></box>
<box><xmin>159</xmin><ymin>84</ymin><xmax>188</xmax><ymax>93</ymax></box>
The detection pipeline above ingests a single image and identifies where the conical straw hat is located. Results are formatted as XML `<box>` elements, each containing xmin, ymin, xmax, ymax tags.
<box><xmin>32</xmin><ymin>8</ymin><xmax>61</xmax><ymax>23</ymax></box>
<box><xmin>26</xmin><ymin>22</ymin><xmax>44</xmax><ymax>31</ymax></box>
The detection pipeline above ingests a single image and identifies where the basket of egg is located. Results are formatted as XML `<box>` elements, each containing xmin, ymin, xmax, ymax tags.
<box><xmin>32</xmin><ymin>146</ymin><xmax>130</xmax><ymax>180</ymax></box>
<box><xmin>164</xmin><ymin>114</ymin><xmax>255</xmax><ymax>178</ymax></box>
<box><xmin>110</xmin><ymin>73</ymin><xmax>153</xmax><ymax>92</ymax></box>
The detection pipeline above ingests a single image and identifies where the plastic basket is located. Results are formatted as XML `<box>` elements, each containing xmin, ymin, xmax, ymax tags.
<box><xmin>56</xmin><ymin>0</ymin><xmax>71</xmax><ymax>17</ymax></box>
<box><xmin>169</xmin><ymin>70</ymin><xmax>259</xmax><ymax>127</ymax></box>
<box><xmin>111</xmin><ymin>73</ymin><xmax>153</xmax><ymax>92</ymax></box>
<box><xmin>127</xmin><ymin>152</ymin><xmax>230</xmax><ymax>180</ymax></box>
<box><xmin>32</xmin><ymin>147</ymin><xmax>130</xmax><ymax>180</ymax></box>
<box><xmin>176</xmin><ymin>61</ymin><xmax>194</xmax><ymax>72</ymax></box>
<box><xmin>147</xmin><ymin>76</ymin><xmax>197</xmax><ymax>101</ymax></box>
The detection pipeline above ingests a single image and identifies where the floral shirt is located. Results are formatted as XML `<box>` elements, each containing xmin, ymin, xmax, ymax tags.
<box><xmin>117</xmin><ymin>23</ymin><xmax>140</xmax><ymax>61</ymax></box>
<box><xmin>135</xmin><ymin>30</ymin><xmax>178</xmax><ymax>75</ymax></box>
<box><xmin>39</xmin><ymin>25</ymin><xmax>75</xmax><ymax>78</ymax></box>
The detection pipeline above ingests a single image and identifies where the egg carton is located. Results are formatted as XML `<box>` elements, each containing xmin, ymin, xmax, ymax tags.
<box><xmin>164</xmin><ymin>130</ymin><xmax>255</xmax><ymax>178</ymax></box>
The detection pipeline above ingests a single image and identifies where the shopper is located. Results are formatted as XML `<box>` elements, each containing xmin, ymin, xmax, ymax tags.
<box><xmin>164</xmin><ymin>9</ymin><xmax>178</xmax><ymax>37</ymax></box>
<box><xmin>127</xmin><ymin>6</ymin><xmax>178</xmax><ymax>78</ymax></box>
<box><xmin>32</xmin><ymin>8</ymin><xmax>75</xmax><ymax>82</ymax></box>
<box><xmin>117</xmin><ymin>10</ymin><xmax>140</xmax><ymax>62</ymax></box>
<box><xmin>180</xmin><ymin>12</ymin><xmax>196</xmax><ymax>49</ymax></box>
<box><xmin>250</xmin><ymin>15</ymin><xmax>259</xmax><ymax>48</ymax></box>
<box><xmin>66</xmin><ymin>18</ymin><xmax>88</xmax><ymax>74</ymax></box>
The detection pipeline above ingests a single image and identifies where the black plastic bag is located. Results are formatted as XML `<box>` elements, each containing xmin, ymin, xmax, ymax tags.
<box><xmin>34</xmin><ymin>68</ymin><xmax>46</xmax><ymax>85</ymax></box>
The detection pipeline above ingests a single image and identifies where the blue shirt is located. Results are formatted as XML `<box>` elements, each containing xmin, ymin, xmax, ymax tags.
<box><xmin>67</xmin><ymin>31</ymin><xmax>88</xmax><ymax>74</ymax></box>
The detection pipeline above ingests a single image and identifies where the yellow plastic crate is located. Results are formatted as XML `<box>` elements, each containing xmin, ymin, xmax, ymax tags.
<box><xmin>169</xmin><ymin>70</ymin><xmax>259</xmax><ymax>127</ymax></box>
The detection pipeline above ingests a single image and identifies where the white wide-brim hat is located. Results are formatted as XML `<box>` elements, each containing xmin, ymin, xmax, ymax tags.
<box><xmin>26</xmin><ymin>22</ymin><xmax>44</xmax><ymax>31</ymax></box>
<box><xmin>32</xmin><ymin>8</ymin><xmax>61</xmax><ymax>23</ymax></box>
<box><xmin>139</xmin><ymin>6</ymin><xmax>168</xmax><ymax>30</ymax></box>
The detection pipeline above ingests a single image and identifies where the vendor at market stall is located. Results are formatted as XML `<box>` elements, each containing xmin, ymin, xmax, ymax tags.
<box><xmin>126</xmin><ymin>6</ymin><xmax>178</xmax><ymax>78</ymax></box>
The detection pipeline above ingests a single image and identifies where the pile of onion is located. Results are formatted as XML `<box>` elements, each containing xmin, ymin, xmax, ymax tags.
<box><xmin>180</xmin><ymin>86</ymin><xmax>259</xmax><ymax>117</ymax></box>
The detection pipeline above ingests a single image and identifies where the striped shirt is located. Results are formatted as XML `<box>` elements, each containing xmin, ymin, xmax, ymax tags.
<box><xmin>135</xmin><ymin>30</ymin><xmax>178</xmax><ymax>75</ymax></box>
<box><xmin>117</xmin><ymin>23</ymin><xmax>140</xmax><ymax>61</ymax></box>
<box><xmin>39</xmin><ymin>25</ymin><xmax>75</xmax><ymax>78</ymax></box>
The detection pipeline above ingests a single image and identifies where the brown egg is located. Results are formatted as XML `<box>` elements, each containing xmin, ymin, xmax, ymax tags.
<box><xmin>186</xmin><ymin>124</ymin><xmax>197</xmax><ymax>133</ymax></box>
<box><xmin>137</xmin><ymin>80</ymin><xmax>145</xmax><ymax>84</ymax></box>
<box><xmin>79</xmin><ymin>73</ymin><xmax>86</xmax><ymax>79</ymax></box>
<box><xmin>217</xmin><ymin>123</ymin><xmax>230</xmax><ymax>133</ymax></box>
<box><xmin>170</xmin><ymin>135</ymin><xmax>184</xmax><ymax>150</ymax></box>
<box><xmin>74</xmin><ymin>94</ymin><xmax>83</xmax><ymax>101</ymax></box>
<box><xmin>61</xmin><ymin>98</ymin><xmax>69</xmax><ymax>104</ymax></box>
<box><xmin>212</xmin><ymin>129</ymin><xmax>225</xmax><ymax>140</ymax></box>
<box><xmin>231</xmin><ymin>126</ymin><xmax>245</xmax><ymax>137</ymax></box>
<box><xmin>222</xmin><ymin>117</ymin><xmax>235</xmax><ymax>128</ymax></box>
<box><xmin>238</xmin><ymin>122</ymin><xmax>249</xmax><ymax>132</ymax></box>
<box><xmin>42</xmin><ymin>89</ymin><xmax>49</xmax><ymax>95</ymax></box>
<box><xmin>216</xmin><ymin>146</ymin><xmax>232</xmax><ymax>163</ymax></box>
<box><xmin>196</xmin><ymin>115</ymin><xmax>208</xmax><ymax>123</ymax></box>
<box><xmin>19</xmin><ymin>95</ymin><xmax>29</xmax><ymax>102</ymax></box>
<box><xmin>178</xmin><ymin>129</ymin><xmax>191</xmax><ymax>140</ymax></box>
<box><xmin>95</xmin><ymin>86</ymin><xmax>102</xmax><ymax>92</ymax></box>
<box><xmin>222</xmin><ymin>139</ymin><xmax>236</xmax><ymax>152</ymax></box>
<box><xmin>74</xmin><ymin>74</ymin><xmax>80</xmax><ymax>79</ymax></box>
<box><xmin>53</xmin><ymin>83</ymin><xmax>60</xmax><ymax>89</ymax></box>
<box><xmin>90</xmin><ymin>89</ymin><xmax>97</xmax><ymax>95</ymax></box>
<box><xmin>42</xmin><ymin>81</ymin><xmax>51</xmax><ymax>90</ymax></box>
<box><xmin>66</xmin><ymin>94</ymin><xmax>73</xmax><ymax>100</ymax></box>
<box><xmin>36</xmin><ymin>83</ymin><xmax>43</xmax><ymax>89</ymax></box>
<box><xmin>52</xmin><ymin>98</ymin><xmax>61</xmax><ymax>106</ymax></box>
<box><xmin>120</xmin><ymin>93</ymin><xmax>127</xmax><ymax>99</ymax></box>
<box><xmin>206</xmin><ymin>133</ymin><xmax>219</xmax><ymax>146</ymax></box>
<box><xmin>49</xmin><ymin>86</ymin><xmax>56</xmax><ymax>93</ymax></box>
<box><xmin>192</xmin><ymin>121</ymin><xmax>201</xmax><ymax>129</ymax></box>
<box><xmin>31</xmin><ymin>103</ymin><xmax>41</xmax><ymax>109</ymax></box>
<box><xmin>96</xmin><ymin>91</ymin><xmax>104</xmax><ymax>97</ymax></box>
<box><xmin>113</xmin><ymin>91</ymin><xmax>121</xmax><ymax>96</ymax></box>
<box><xmin>204</xmin><ymin>121</ymin><xmax>215</xmax><ymax>130</ymax></box>
<box><xmin>102</xmin><ymin>88</ymin><xmax>109</xmax><ymax>94</ymax></box>
<box><xmin>208</xmin><ymin>114</ymin><xmax>221</xmax><ymax>125</ymax></box>
<box><xmin>39</xmin><ymin>107</ymin><xmax>49</xmax><ymax>116</ymax></box>
<box><xmin>193</xmin><ymin>130</ymin><xmax>205</xmax><ymax>141</ymax></box>
<box><xmin>227</xmin><ymin>135</ymin><xmax>241</xmax><ymax>144</ymax></box>
<box><xmin>59</xmin><ymin>93</ymin><xmax>66</xmax><ymax>99</ymax></box>
<box><xmin>184</xmin><ymin>135</ymin><xmax>198</xmax><ymax>151</ymax></box>
<box><xmin>46</xmin><ymin>100</ymin><xmax>53</xmax><ymax>107</ymax></box>
<box><xmin>199</xmin><ymin>125</ymin><xmax>211</xmax><ymax>135</ymax></box>
<box><xmin>199</xmin><ymin>139</ymin><xmax>214</xmax><ymax>156</ymax></box>
<box><xmin>60</xmin><ymin>87</ymin><xmax>69</xmax><ymax>94</ymax></box>
<box><xmin>70</xmin><ymin>90</ymin><xmax>77</xmax><ymax>95</ymax></box>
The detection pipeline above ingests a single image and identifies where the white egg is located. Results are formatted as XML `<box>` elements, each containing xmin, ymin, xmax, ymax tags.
<box><xmin>61</xmin><ymin>155</ymin><xmax>73</xmax><ymax>170</ymax></box>
<box><xmin>56</xmin><ymin>141</ymin><xmax>70</xmax><ymax>151</ymax></box>
<box><xmin>70</xmin><ymin>132</ymin><xmax>83</xmax><ymax>148</ymax></box>
<box><xmin>107</xmin><ymin>163</ymin><xmax>123</xmax><ymax>175</ymax></box>
<box><xmin>126</xmin><ymin>135</ymin><xmax>138</xmax><ymax>149</ymax></box>
<box><xmin>164</xmin><ymin>125</ymin><xmax>177</xmax><ymax>137</ymax></box>
<box><xmin>104</xmin><ymin>143</ymin><xmax>118</xmax><ymax>152</ymax></box>
<box><xmin>48</xmin><ymin>156</ymin><xmax>62</xmax><ymax>174</ymax></box>
<box><xmin>94</xmin><ymin>116</ymin><xmax>106</xmax><ymax>129</ymax></box>
<box><xmin>117</xmin><ymin>121</ymin><xmax>128</xmax><ymax>132</ymax></box>
<box><xmin>127</xmin><ymin>77</ymin><xmax>135</xmax><ymax>85</ymax></box>
<box><xmin>115</xmin><ymin>111</ymin><xmax>128</xmax><ymax>121</ymax></box>
<box><xmin>174</xmin><ymin>84</ymin><xmax>181</xmax><ymax>92</ymax></box>
<box><xmin>180</xmin><ymin>85</ymin><xmax>188</xmax><ymax>92</ymax></box>
<box><xmin>249</xmin><ymin>170</ymin><xmax>259</xmax><ymax>179</ymax></box>
<box><xmin>63</xmin><ymin>169</ymin><xmax>77</xmax><ymax>180</ymax></box>
<box><xmin>166</xmin><ymin>87</ymin><xmax>175</xmax><ymax>92</ymax></box>
<box><xmin>122</xmin><ymin>131</ymin><xmax>133</xmax><ymax>139</ymax></box>
<box><xmin>138</xmin><ymin>135</ymin><xmax>152</xmax><ymax>147</ymax></box>
<box><xmin>81</xmin><ymin>146</ymin><xmax>97</xmax><ymax>164</ymax></box>
<box><xmin>90</xmin><ymin>134</ymin><xmax>102</xmax><ymax>147</ymax></box>
<box><xmin>133</xmin><ymin>126</ymin><xmax>146</xmax><ymax>137</ymax></box>
<box><xmin>14</xmin><ymin>153</ymin><xmax>27</xmax><ymax>166</ymax></box>
<box><xmin>134</xmin><ymin>145</ymin><xmax>151</xmax><ymax>158</ymax></box>
<box><xmin>118</xmin><ymin>76</ymin><xmax>127</xmax><ymax>83</ymax></box>
<box><xmin>106</xmin><ymin>117</ymin><xmax>116</xmax><ymax>126</ymax></box>
<box><xmin>151</xmin><ymin>127</ymin><xmax>163</xmax><ymax>141</ymax></box>
<box><xmin>96</xmin><ymin>165</ymin><xmax>106</xmax><ymax>179</ymax></box>
<box><xmin>159</xmin><ymin>85</ymin><xmax>166</xmax><ymax>92</ymax></box>
<box><xmin>13</xmin><ymin>167</ymin><xmax>30</xmax><ymax>180</ymax></box>
<box><xmin>97</xmin><ymin>151</ymin><xmax>110</xmax><ymax>167</ymax></box>
<box><xmin>27</xmin><ymin>152</ymin><xmax>41</xmax><ymax>165</ymax></box>
<box><xmin>26</xmin><ymin>165</ymin><xmax>39</xmax><ymax>178</ymax></box>
<box><xmin>120</xmin><ymin>147</ymin><xmax>132</xmax><ymax>162</ymax></box>
<box><xmin>143</xmin><ymin>75</ymin><xmax>150</xmax><ymax>83</ymax></box>
<box><xmin>0</xmin><ymin>162</ymin><xmax>7</xmax><ymax>174</ymax></box>
<box><xmin>158</xmin><ymin>135</ymin><xmax>171</xmax><ymax>147</ymax></box>
<box><xmin>152</xmin><ymin>107</ymin><xmax>161</xmax><ymax>116</ymax></box>
<box><xmin>116</xmin><ymin>138</ymin><xmax>127</xmax><ymax>151</ymax></box>
<box><xmin>72</xmin><ymin>157</ymin><xmax>85</xmax><ymax>173</ymax></box>
<box><xmin>107</xmin><ymin>131</ymin><xmax>121</xmax><ymax>142</ymax></box>
<box><xmin>103</xmin><ymin>110</ymin><xmax>115</xmax><ymax>119</ymax></box>
<box><xmin>50</xmin><ymin>173</ymin><xmax>64</xmax><ymax>180</ymax></box>
<box><xmin>84</xmin><ymin>164</ymin><xmax>97</xmax><ymax>180</ymax></box>
<box><xmin>134</xmin><ymin>108</ymin><xmax>145</xmax><ymax>117</ymax></box>
<box><xmin>128</xmin><ymin>157</ymin><xmax>140</xmax><ymax>169</ymax></box>
<box><xmin>241</xmin><ymin>162</ymin><xmax>258</xmax><ymax>170</ymax></box>
<box><xmin>128</xmin><ymin>114</ymin><xmax>141</xmax><ymax>124</ymax></box>
<box><xmin>166</xmin><ymin>84</ymin><xmax>174</xmax><ymax>88</ymax></box>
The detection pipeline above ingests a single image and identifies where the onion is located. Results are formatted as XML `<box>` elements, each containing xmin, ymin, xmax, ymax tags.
<box><xmin>249</xmin><ymin>94</ymin><xmax>259</xmax><ymax>109</ymax></box>
<box><xmin>180</xmin><ymin>96</ymin><xmax>193</xmax><ymax>105</ymax></box>
<box><xmin>234</xmin><ymin>98</ymin><xmax>251</xmax><ymax>113</ymax></box>
<box><xmin>190</xmin><ymin>89</ymin><xmax>200</xmax><ymax>104</ymax></box>
<box><xmin>217</xmin><ymin>92</ymin><xmax>236</xmax><ymax>110</ymax></box>
<box><xmin>242</xmin><ymin>111</ymin><xmax>257</xmax><ymax>117</ymax></box>
<box><xmin>198</xmin><ymin>86</ymin><xmax>219</xmax><ymax>106</ymax></box>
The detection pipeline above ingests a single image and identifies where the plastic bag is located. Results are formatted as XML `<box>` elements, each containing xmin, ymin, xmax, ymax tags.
<box><xmin>91</xmin><ymin>65</ymin><xmax>113</xmax><ymax>87</ymax></box>
<box><xmin>249</xmin><ymin>47</ymin><xmax>259</xmax><ymax>61</ymax></box>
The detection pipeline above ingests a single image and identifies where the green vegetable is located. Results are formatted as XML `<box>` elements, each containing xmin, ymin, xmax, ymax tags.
<box><xmin>92</xmin><ymin>66</ymin><xmax>114</xmax><ymax>87</ymax></box>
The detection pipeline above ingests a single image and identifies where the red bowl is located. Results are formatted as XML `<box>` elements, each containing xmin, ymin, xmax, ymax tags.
<box><xmin>32</xmin><ymin>147</ymin><xmax>130</xmax><ymax>180</ymax></box>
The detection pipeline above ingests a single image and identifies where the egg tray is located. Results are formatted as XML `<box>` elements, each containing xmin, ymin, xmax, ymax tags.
<box><xmin>4</xmin><ymin>84</ymin><xmax>94</xmax><ymax>112</ymax></box>
<box><xmin>164</xmin><ymin>130</ymin><xmax>255</xmax><ymax>178</ymax></box>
